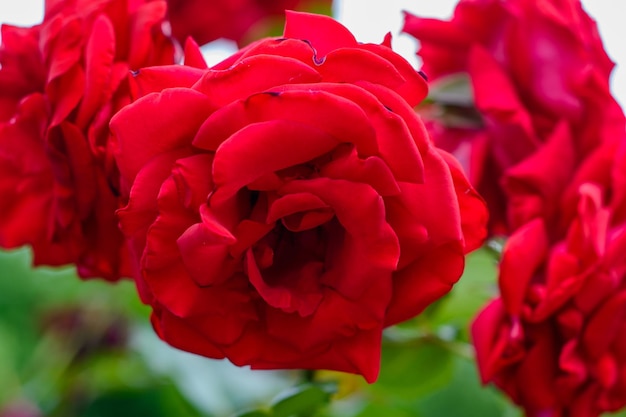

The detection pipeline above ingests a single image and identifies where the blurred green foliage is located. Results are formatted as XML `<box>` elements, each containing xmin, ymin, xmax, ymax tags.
<box><xmin>0</xmin><ymin>246</ymin><xmax>547</xmax><ymax>417</ymax></box>
<box><xmin>0</xmin><ymin>248</ymin><xmax>204</xmax><ymax>417</ymax></box>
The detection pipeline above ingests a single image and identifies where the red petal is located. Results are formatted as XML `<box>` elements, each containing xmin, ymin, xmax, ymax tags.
<box><xmin>183</xmin><ymin>37</ymin><xmax>208</xmax><ymax>69</ymax></box>
<box><xmin>384</xmin><ymin>149</ymin><xmax>464</xmax><ymax>270</ymax></box>
<box><xmin>110</xmin><ymin>87</ymin><xmax>215</xmax><ymax>184</ymax></box>
<box><xmin>499</xmin><ymin>219</ymin><xmax>549</xmax><ymax>316</ymax></box>
<box><xmin>355</xmin><ymin>81</ymin><xmax>432</xmax><ymax>154</ymax></box>
<box><xmin>151</xmin><ymin>308</ymin><xmax>225</xmax><ymax>359</ymax></box>
<box><xmin>504</xmin><ymin>122</ymin><xmax>576</xmax><ymax>230</ymax></box>
<box><xmin>320</xmin><ymin>147</ymin><xmax>401</xmax><ymax>196</ymax></box>
<box><xmin>118</xmin><ymin>149</ymin><xmax>189</xmax><ymax>260</ymax></box>
<box><xmin>385</xmin><ymin>241</ymin><xmax>464</xmax><ymax>325</ymax></box>
<box><xmin>193</xmin><ymin>88</ymin><xmax>377</xmax><ymax>155</ymax></box>
<box><xmin>471</xmin><ymin>299</ymin><xmax>508</xmax><ymax>383</ymax></box>
<box><xmin>583</xmin><ymin>290</ymin><xmax>626</xmax><ymax>359</ymax></box>
<box><xmin>283</xmin><ymin>11</ymin><xmax>357</xmax><ymax>59</ymax></box>
<box><xmin>0</xmin><ymin>94</ymin><xmax>52</xmax><ymax>248</ymax></box>
<box><xmin>41</xmin><ymin>15</ymin><xmax>83</xmax><ymax>83</ymax></box>
<box><xmin>193</xmin><ymin>54</ymin><xmax>322</xmax><ymax>107</ymax></box>
<box><xmin>515</xmin><ymin>327</ymin><xmax>559</xmax><ymax>411</ymax></box>
<box><xmin>129</xmin><ymin>65</ymin><xmax>205</xmax><ymax>99</ymax></box>
<box><xmin>47</xmin><ymin>63</ymin><xmax>85</xmax><ymax>127</ymax></box>
<box><xmin>233</xmin><ymin>38</ymin><xmax>319</xmax><ymax>68</ymax></box>
<box><xmin>53</xmin><ymin>122</ymin><xmax>97</xmax><ymax>220</ymax></box>
<box><xmin>127</xmin><ymin>0</ymin><xmax>168</xmax><ymax>69</ymax></box>
<box><xmin>171</xmin><ymin>153</ymin><xmax>214</xmax><ymax>210</ymax></box>
<box><xmin>274</xmin><ymin>82</ymin><xmax>425</xmax><ymax>183</ymax></box>
<box><xmin>437</xmin><ymin>149</ymin><xmax>488</xmax><ymax>252</ymax></box>
<box><xmin>246</xmin><ymin>249</ymin><xmax>324</xmax><ymax>316</ymax></box>
<box><xmin>279</xmin><ymin>178</ymin><xmax>400</xmax><ymax>271</ymax></box>
<box><xmin>76</xmin><ymin>14</ymin><xmax>115</xmax><ymax>129</ymax></box>
<box><xmin>319</xmin><ymin>48</ymin><xmax>405</xmax><ymax>89</ymax></box>
<box><xmin>266</xmin><ymin>192</ymin><xmax>330</xmax><ymax>225</ymax></box>
<box><xmin>210</xmin><ymin>120</ymin><xmax>340</xmax><ymax>203</ymax></box>
<box><xmin>176</xmin><ymin>218</ymin><xmax>236</xmax><ymax>287</ymax></box>
<box><xmin>357</xmin><ymin>43</ymin><xmax>428</xmax><ymax>106</ymax></box>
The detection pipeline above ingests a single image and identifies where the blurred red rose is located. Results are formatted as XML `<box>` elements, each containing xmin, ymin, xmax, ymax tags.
<box><xmin>166</xmin><ymin>0</ymin><xmax>333</xmax><ymax>47</ymax></box>
<box><xmin>0</xmin><ymin>0</ymin><xmax>177</xmax><ymax>279</ymax></box>
<box><xmin>111</xmin><ymin>11</ymin><xmax>488</xmax><ymax>381</ymax></box>
<box><xmin>403</xmin><ymin>0</ymin><xmax>625</xmax><ymax>236</ymax></box>
<box><xmin>472</xmin><ymin>137</ymin><xmax>626</xmax><ymax>417</ymax></box>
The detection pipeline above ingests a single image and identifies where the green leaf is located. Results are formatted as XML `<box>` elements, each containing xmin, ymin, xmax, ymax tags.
<box><xmin>233</xmin><ymin>410</ymin><xmax>271</xmax><ymax>417</ymax></box>
<box><xmin>415</xmin><ymin>357</ymin><xmax>520</xmax><ymax>417</ymax></box>
<box><xmin>355</xmin><ymin>402</ymin><xmax>420</xmax><ymax>417</ymax></box>
<box><xmin>427</xmin><ymin>73</ymin><xmax>474</xmax><ymax>107</ymax></box>
<box><xmin>79</xmin><ymin>384</ymin><xmax>205</xmax><ymax>417</ymax></box>
<box><xmin>0</xmin><ymin>248</ymin><xmax>149</xmax><ymax>319</ymax></box>
<box><xmin>374</xmin><ymin>341</ymin><xmax>454</xmax><ymax>400</ymax></box>
<box><xmin>0</xmin><ymin>322</ymin><xmax>20</xmax><ymax>405</ymax></box>
<box><xmin>271</xmin><ymin>383</ymin><xmax>334</xmax><ymax>417</ymax></box>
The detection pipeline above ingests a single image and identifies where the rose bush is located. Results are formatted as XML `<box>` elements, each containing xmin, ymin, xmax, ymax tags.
<box><xmin>403</xmin><ymin>0</ymin><xmax>625</xmax><ymax>236</ymax></box>
<box><xmin>111</xmin><ymin>11</ymin><xmax>488</xmax><ymax>381</ymax></box>
<box><xmin>0</xmin><ymin>0</ymin><xmax>177</xmax><ymax>279</ymax></box>
<box><xmin>472</xmin><ymin>137</ymin><xmax>626</xmax><ymax>417</ymax></box>
<box><xmin>166</xmin><ymin>0</ymin><xmax>332</xmax><ymax>47</ymax></box>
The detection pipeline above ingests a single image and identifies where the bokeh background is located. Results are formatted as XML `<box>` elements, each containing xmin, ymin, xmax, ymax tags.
<box><xmin>1</xmin><ymin>1</ymin><xmax>625</xmax><ymax>416</ymax></box>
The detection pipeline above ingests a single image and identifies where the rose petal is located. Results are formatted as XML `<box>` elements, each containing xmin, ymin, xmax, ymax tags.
<box><xmin>193</xmin><ymin>54</ymin><xmax>322</xmax><ymax>106</ymax></box>
<box><xmin>279</xmin><ymin>177</ymin><xmax>400</xmax><ymax>271</ymax></box>
<box><xmin>318</xmin><ymin>48</ymin><xmax>405</xmax><ymax>89</ymax></box>
<box><xmin>129</xmin><ymin>65</ymin><xmax>205</xmax><ymax>100</ymax></box>
<box><xmin>111</xmin><ymin>87</ymin><xmax>215</xmax><ymax>184</ymax></box>
<box><xmin>499</xmin><ymin>219</ymin><xmax>549</xmax><ymax>316</ymax></box>
<box><xmin>583</xmin><ymin>290</ymin><xmax>626</xmax><ymax>359</ymax></box>
<box><xmin>128</xmin><ymin>0</ymin><xmax>169</xmax><ymax>69</ymax></box>
<box><xmin>75</xmin><ymin>14</ymin><xmax>115</xmax><ymax>129</ymax></box>
<box><xmin>357</xmin><ymin>42</ymin><xmax>429</xmax><ymax>106</ymax></box>
<box><xmin>193</xmin><ymin>88</ymin><xmax>378</xmax><ymax>156</ymax></box>
<box><xmin>183</xmin><ymin>37</ymin><xmax>208</xmax><ymax>69</ymax></box>
<box><xmin>283</xmin><ymin>11</ymin><xmax>357</xmax><ymax>59</ymax></box>
<box><xmin>246</xmin><ymin>249</ymin><xmax>324</xmax><ymax>316</ymax></box>
<box><xmin>210</xmin><ymin>120</ymin><xmax>341</xmax><ymax>203</ymax></box>
<box><xmin>320</xmin><ymin>146</ymin><xmax>401</xmax><ymax>196</ymax></box>
<box><xmin>273</xmin><ymin>82</ymin><xmax>425</xmax><ymax>183</ymax></box>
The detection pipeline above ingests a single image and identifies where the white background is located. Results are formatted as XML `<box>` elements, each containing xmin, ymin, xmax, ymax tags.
<box><xmin>1</xmin><ymin>1</ymin><xmax>624</xmax><ymax>104</ymax></box>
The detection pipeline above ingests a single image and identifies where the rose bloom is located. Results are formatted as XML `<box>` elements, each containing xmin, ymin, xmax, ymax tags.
<box><xmin>0</xmin><ymin>0</ymin><xmax>176</xmax><ymax>279</ymax></box>
<box><xmin>111</xmin><ymin>11</ymin><xmax>488</xmax><ymax>381</ymax></box>
<box><xmin>403</xmin><ymin>0</ymin><xmax>625</xmax><ymax>237</ymax></box>
<box><xmin>472</xmin><ymin>137</ymin><xmax>626</xmax><ymax>417</ymax></box>
<box><xmin>166</xmin><ymin>0</ymin><xmax>332</xmax><ymax>47</ymax></box>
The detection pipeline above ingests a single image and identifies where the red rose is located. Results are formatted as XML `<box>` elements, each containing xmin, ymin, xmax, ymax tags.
<box><xmin>403</xmin><ymin>0</ymin><xmax>625</xmax><ymax>236</ymax></box>
<box><xmin>111</xmin><ymin>12</ymin><xmax>488</xmax><ymax>381</ymax></box>
<box><xmin>166</xmin><ymin>0</ymin><xmax>333</xmax><ymax>47</ymax></box>
<box><xmin>0</xmin><ymin>0</ymin><xmax>176</xmax><ymax>279</ymax></box>
<box><xmin>472</xmin><ymin>137</ymin><xmax>626</xmax><ymax>417</ymax></box>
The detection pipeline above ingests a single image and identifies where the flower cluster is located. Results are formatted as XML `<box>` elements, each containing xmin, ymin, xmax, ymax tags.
<box><xmin>0</xmin><ymin>0</ymin><xmax>176</xmax><ymax>279</ymax></box>
<box><xmin>403</xmin><ymin>0</ymin><xmax>624</xmax><ymax>237</ymax></box>
<box><xmin>9</xmin><ymin>0</ymin><xmax>625</xmax><ymax>406</ymax></box>
<box><xmin>473</xmin><ymin>139</ymin><xmax>626</xmax><ymax>417</ymax></box>
<box><xmin>403</xmin><ymin>0</ymin><xmax>626</xmax><ymax>415</ymax></box>
<box><xmin>0</xmin><ymin>0</ymin><xmax>487</xmax><ymax>382</ymax></box>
